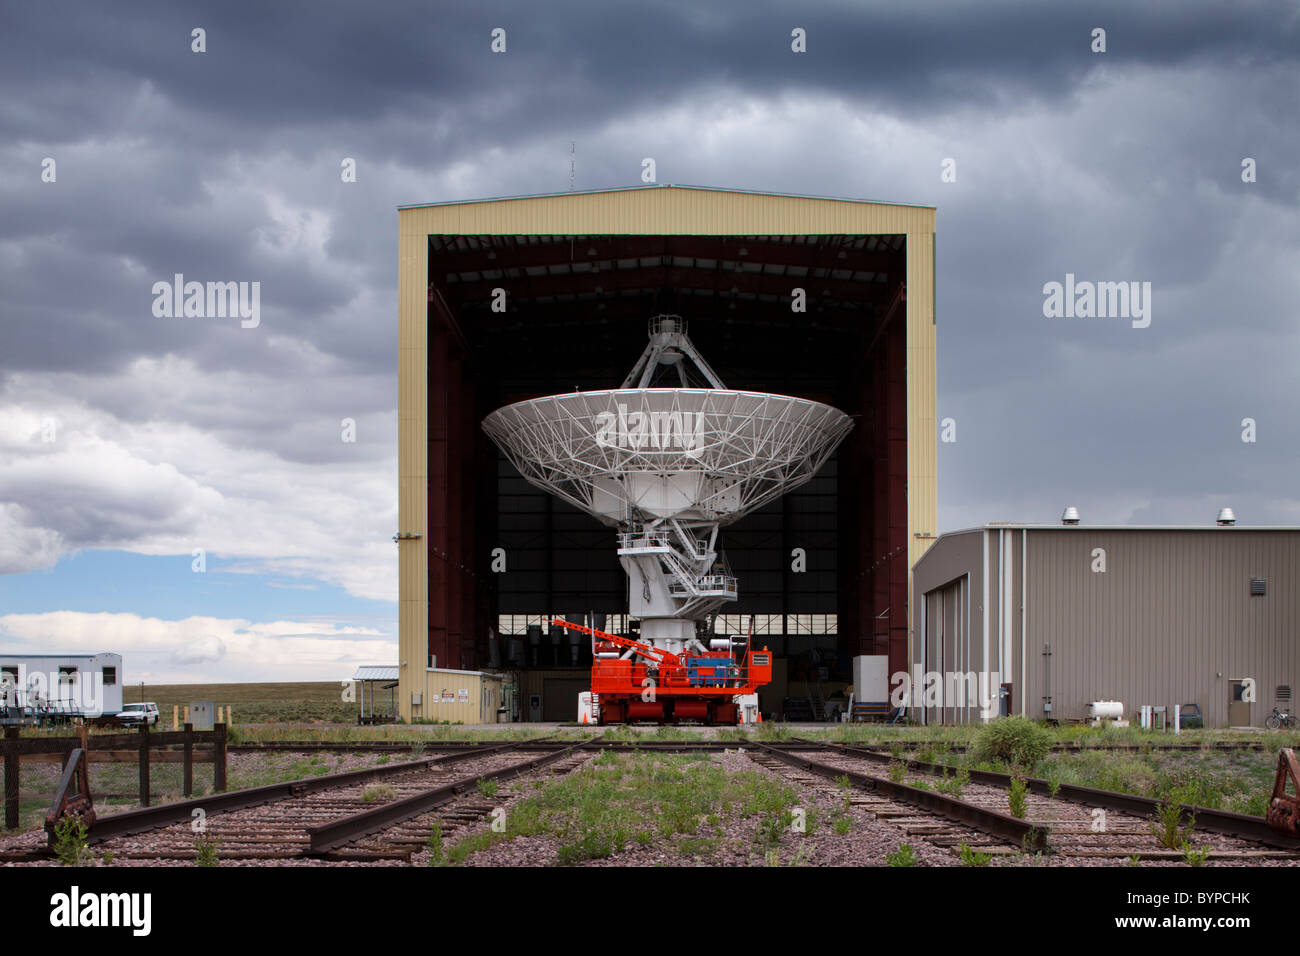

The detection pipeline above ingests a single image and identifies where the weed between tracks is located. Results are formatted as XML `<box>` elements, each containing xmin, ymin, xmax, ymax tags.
<box><xmin>444</xmin><ymin>752</ymin><xmax>802</xmax><ymax>866</ymax></box>
<box><xmin>832</xmin><ymin>718</ymin><xmax>1280</xmax><ymax>819</ymax></box>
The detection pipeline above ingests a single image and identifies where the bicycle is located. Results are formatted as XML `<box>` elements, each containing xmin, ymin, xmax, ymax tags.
<box><xmin>1265</xmin><ymin>707</ymin><xmax>1299</xmax><ymax>730</ymax></box>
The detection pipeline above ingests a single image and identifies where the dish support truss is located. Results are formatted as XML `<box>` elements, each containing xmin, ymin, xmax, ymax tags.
<box><xmin>482</xmin><ymin>315</ymin><xmax>853</xmax><ymax>660</ymax></box>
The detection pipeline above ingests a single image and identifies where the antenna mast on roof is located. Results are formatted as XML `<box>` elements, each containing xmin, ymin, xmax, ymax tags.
<box><xmin>569</xmin><ymin>141</ymin><xmax>575</xmax><ymax>191</ymax></box>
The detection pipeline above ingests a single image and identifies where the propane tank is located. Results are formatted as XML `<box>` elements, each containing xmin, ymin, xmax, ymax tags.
<box><xmin>1088</xmin><ymin>700</ymin><xmax>1124</xmax><ymax>721</ymax></box>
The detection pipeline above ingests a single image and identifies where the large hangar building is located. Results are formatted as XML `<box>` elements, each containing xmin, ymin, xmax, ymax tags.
<box><xmin>396</xmin><ymin>185</ymin><xmax>937</xmax><ymax>722</ymax></box>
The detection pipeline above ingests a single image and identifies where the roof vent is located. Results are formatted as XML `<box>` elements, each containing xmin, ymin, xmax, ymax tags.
<box><xmin>1216</xmin><ymin>507</ymin><xmax>1236</xmax><ymax>526</ymax></box>
<box><xmin>1061</xmin><ymin>507</ymin><xmax>1080</xmax><ymax>525</ymax></box>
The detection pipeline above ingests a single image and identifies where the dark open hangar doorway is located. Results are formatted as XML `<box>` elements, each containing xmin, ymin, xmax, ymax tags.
<box><xmin>423</xmin><ymin>231</ymin><xmax>912</xmax><ymax>713</ymax></box>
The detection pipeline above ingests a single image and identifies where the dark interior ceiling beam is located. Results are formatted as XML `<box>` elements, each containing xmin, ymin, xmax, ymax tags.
<box><xmin>439</xmin><ymin>267</ymin><xmax>891</xmax><ymax>303</ymax></box>
<box><xmin>429</xmin><ymin>235</ymin><xmax>902</xmax><ymax>276</ymax></box>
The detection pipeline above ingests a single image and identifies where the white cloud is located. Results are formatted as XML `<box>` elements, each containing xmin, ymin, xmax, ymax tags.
<box><xmin>0</xmin><ymin>611</ymin><xmax>392</xmax><ymax>683</ymax></box>
<box><xmin>0</xmin><ymin>360</ymin><xmax>396</xmax><ymax>600</ymax></box>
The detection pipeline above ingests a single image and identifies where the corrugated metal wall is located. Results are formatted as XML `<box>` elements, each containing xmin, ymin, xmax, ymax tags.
<box><xmin>414</xmin><ymin>670</ymin><xmax>503</xmax><ymax>724</ymax></box>
<box><xmin>914</xmin><ymin>529</ymin><xmax>991</xmax><ymax>725</ymax></box>
<box><xmin>915</xmin><ymin>527</ymin><xmax>1300</xmax><ymax>728</ymax></box>
<box><xmin>1026</xmin><ymin>529</ymin><xmax>1298</xmax><ymax>728</ymax></box>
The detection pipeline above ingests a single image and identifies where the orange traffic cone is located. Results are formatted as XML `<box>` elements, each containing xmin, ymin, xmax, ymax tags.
<box><xmin>757</xmin><ymin>711</ymin><xmax>763</xmax><ymax>723</ymax></box>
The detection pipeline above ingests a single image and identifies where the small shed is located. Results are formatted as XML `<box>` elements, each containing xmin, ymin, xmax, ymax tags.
<box><xmin>351</xmin><ymin>665</ymin><xmax>399</xmax><ymax>724</ymax></box>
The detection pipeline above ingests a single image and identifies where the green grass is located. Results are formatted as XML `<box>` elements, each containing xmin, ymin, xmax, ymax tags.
<box><xmin>116</xmin><ymin>681</ymin><xmax>357</xmax><ymax>724</ymax></box>
<box><xmin>1152</xmin><ymin>795</ymin><xmax>1197</xmax><ymax>849</ymax></box>
<box><xmin>194</xmin><ymin>832</ymin><xmax>219</xmax><ymax>867</ymax></box>
<box><xmin>361</xmin><ymin>784</ymin><xmax>397</xmax><ymax>803</ymax></box>
<box><xmin>446</xmin><ymin>752</ymin><xmax>800</xmax><ymax>866</ymax></box>
<box><xmin>886</xmin><ymin>843</ymin><xmax>918</xmax><ymax>867</ymax></box>
<box><xmin>852</xmin><ymin>723</ymin><xmax>1282</xmax><ymax>819</ymax></box>
<box><xmin>1007</xmin><ymin>774</ymin><xmax>1029</xmax><ymax>819</ymax></box>
<box><xmin>229</xmin><ymin>724</ymin><xmax>572</xmax><ymax>743</ymax></box>
<box><xmin>1028</xmin><ymin>748</ymin><xmax>1277</xmax><ymax>817</ymax></box>
<box><xmin>1182</xmin><ymin>843</ymin><xmax>1211</xmax><ymax>867</ymax></box>
<box><xmin>51</xmin><ymin>816</ymin><xmax>90</xmax><ymax>866</ymax></box>
<box><xmin>799</xmin><ymin>721</ymin><xmax>1295</xmax><ymax>750</ymax></box>
<box><xmin>958</xmin><ymin>842</ymin><xmax>993</xmax><ymax>866</ymax></box>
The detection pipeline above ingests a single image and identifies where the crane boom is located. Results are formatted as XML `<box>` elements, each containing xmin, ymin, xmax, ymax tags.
<box><xmin>549</xmin><ymin>618</ymin><xmax>682</xmax><ymax>668</ymax></box>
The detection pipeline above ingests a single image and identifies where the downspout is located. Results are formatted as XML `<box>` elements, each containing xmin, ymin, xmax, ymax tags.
<box><xmin>1003</xmin><ymin>529</ymin><xmax>1013</xmax><ymax>700</ymax></box>
<box><xmin>919</xmin><ymin>588</ymin><xmax>927</xmax><ymax>726</ymax></box>
<box><xmin>1021</xmin><ymin>529</ymin><xmax>1027</xmax><ymax>717</ymax></box>
<box><xmin>997</xmin><ymin>528</ymin><xmax>1005</xmax><ymax>714</ymax></box>
<box><xmin>961</xmin><ymin>574</ymin><xmax>972</xmax><ymax>723</ymax></box>
<box><xmin>981</xmin><ymin>530</ymin><xmax>990</xmax><ymax>723</ymax></box>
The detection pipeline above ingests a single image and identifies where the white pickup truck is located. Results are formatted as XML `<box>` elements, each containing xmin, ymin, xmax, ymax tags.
<box><xmin>116</xmin><ymin>702</ymin><xmax>161</xmax><ymax>727</ymax></box>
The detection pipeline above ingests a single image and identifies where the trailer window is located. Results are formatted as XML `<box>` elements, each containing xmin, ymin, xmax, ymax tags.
<box><xmin>58</xmin><ymin>666</ymin><xmax>76</xmax><ymax>685</ymax></box>
<box><xmin>102</xmin><ymin>666</ymin><xmax>117</xmax><ymax>686</ymax></box>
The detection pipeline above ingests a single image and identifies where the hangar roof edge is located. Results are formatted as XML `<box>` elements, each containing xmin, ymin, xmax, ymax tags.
<box><xmin>398</xmin><ymin>184</ymin><xmax>935</xmax><ymax>212</ymax></box>
<box><xmin>936</xmin><ymin>524</ymin><xmax>1300</xmax><ymax>535</ymax></box>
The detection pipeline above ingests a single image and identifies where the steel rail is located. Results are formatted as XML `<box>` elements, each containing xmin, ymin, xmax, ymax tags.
<box><xmin>84</xmin><ymin>738</ymin><xmax>544</xmax><ymax>844</ymax></box>
<box><xmin>845</xmin><ymin>740</ymin><xmax>1279</xmax><ymax>754</ymax></box>
<box><xmin>752</xmin><ymin>742</ymin><xmax>1047</xmax><ymax>851</ymax></box>
<box><xmin>805</xmin><ymin>739</ymin><xmax>1300</xmax><ymax>851</ymax></box>
<box><xmin>306</xmin><ymin>737</ymin><xmax>596</xmax><ymax>854</ymax></box>
<box><xmin>230</xmin><ymin>739</ymin><xmax>811</xmax><ymax>754</ymax></box>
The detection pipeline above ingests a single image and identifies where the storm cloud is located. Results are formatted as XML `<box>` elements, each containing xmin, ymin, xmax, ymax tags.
<box><xmin>1</xmin><ymin>0</ymin><xmax>1298</xmax><ymax>615</ymax></box>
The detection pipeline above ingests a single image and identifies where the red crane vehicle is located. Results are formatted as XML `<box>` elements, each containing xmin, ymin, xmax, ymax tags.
<box><xmin>550</xmin><ymin>617</ymin><xmax>771</xmax><ymax>725</ymax></box>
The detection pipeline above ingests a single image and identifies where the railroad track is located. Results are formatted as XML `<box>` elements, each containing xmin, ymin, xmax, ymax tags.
<box><xmin>744</xmin><ymin>745</ymin><xmax>1032</xmax><ymax>857</ymax></box>
<box><xmin>848</xmin><ymin>739</ymin><xmax>1291</xmax><ymax>754</ymax></box>
<box><xmin>227</xmin><ymin>739</ymin><xmax>811</xmax><ymax>755</ymax></box>
<box><xmin>50</xmin><ymin>737</ymin><xmax>597</xmax><ymax>864</ymax></box>
<box><xmin>225</xmin><ymin>736</ymin><xmax>1294</xmax><ymax>756</ymax></box>
<box><xmin>9</xmin><ymin>733</ymin><xmax>1297</xmax><ymax>866</ymax></box>
<box><xmin>790</xmin><ymin>741</ymin><xmax>1300</xmax><ymax>863</ymax></box>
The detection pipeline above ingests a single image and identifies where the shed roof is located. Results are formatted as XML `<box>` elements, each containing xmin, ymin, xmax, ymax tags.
<box><xmin>351</xmin><ymin>665</ymin><xmax>399</xmax><ymax>682</ymax></box>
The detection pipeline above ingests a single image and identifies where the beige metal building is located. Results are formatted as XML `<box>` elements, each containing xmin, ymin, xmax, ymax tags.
<box><xmin>912</xmin><ymin>518</ymin><xmax>1300</xmax><ymax>728</ymax></box>
<box><xmin>397</xmin><ymin>185</ymin><xmax>938</xmax><ymax>722</ymax></box>
<box><xmin>408</xmin><ymin>667</ymin><xmax>505</xmax><ymax>724</ymax></box>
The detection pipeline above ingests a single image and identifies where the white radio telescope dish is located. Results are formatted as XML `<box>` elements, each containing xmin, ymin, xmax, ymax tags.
<box><xmin>483</xmin><ymin>315</ymin><xmax>853</xmax><ymax>655</ymax></box>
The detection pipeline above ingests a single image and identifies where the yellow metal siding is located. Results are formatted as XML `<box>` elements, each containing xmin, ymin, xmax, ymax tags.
<box><xmin>400</xmin><ymin>187</ymin><xmax>934</xmax><ymax>236</ymax></box>
<box><xmin>414</xmin><ymin>670</ymin><xmax>503</xmax><ymax>724</ymax></box>
<box><xmin>904</xmin><ymin>225</ymin><xmax>938</xmax><ymax>672</ymax></box>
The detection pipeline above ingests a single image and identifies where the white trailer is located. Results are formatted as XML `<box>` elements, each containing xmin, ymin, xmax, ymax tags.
<box><xmin>0</xmin><ymin>652</ymin><xmax>124</xmax><ymax>718</ymax></box>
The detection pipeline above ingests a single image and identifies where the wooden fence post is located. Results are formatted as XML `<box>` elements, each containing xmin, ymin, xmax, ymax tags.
<box><xmin>214</xmin><ymin>723</ymin><xmax>227</xmax><ymax>793</ymax></box>
<box><xmin>183</xmin><ymin>723</ymin><xmax>194</xmax><ymax>798</ymax></box>
<box><xmin>3</xmin><ymin>726</ymin><xmax>18</xmax><ymax>830</ymax></box>
<box><xmin>138</xmin><ymin>722</ymin><xmax>150</xmax><ymax>807</ymax></box>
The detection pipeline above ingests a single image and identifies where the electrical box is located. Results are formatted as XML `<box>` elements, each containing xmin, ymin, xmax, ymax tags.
<box><xmin>189</xmin><ymin>701</ymin><xmax>215</xmax><ymax>731</ymax></box>
<box><xmin>411</xmin><ymin>692</ymin><xmax>422</xmax><ymax>706</ymax></box>
<box><xmin>852</xmin><ymin>655</ymin><xmax>890</xmax><ymax>705</ymax></box>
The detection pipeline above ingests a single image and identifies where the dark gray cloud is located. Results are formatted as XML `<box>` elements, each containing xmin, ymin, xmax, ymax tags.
<box><xmin>0</xmin><ymin>0</ymin><xmax>1298</xmax><ymax>589</ymax></box>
